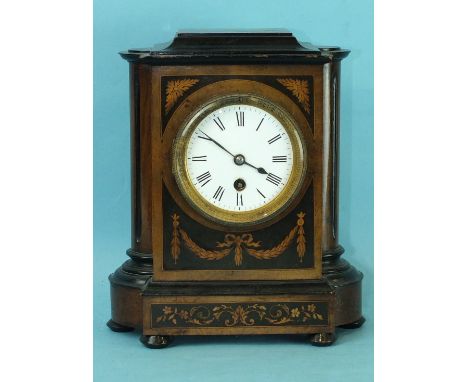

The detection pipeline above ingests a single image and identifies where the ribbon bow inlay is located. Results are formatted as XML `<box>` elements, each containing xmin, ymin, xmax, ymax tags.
<box><xmin>216</xmin><ymin>234</ymin><xmax>261</xmax><ymax>266</ymax></box>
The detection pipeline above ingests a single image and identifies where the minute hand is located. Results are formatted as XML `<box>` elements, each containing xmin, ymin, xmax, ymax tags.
<box><xmin>198</xmin><ymin>131</ymin><xmax>235</xmax><ymax>158</ymax></box>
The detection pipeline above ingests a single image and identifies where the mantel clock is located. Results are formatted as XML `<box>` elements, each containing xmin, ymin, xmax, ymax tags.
<box><xmin>107</xmin><ymin>30</ymin><xmax>365</xmax><ymax>348</ymax></box>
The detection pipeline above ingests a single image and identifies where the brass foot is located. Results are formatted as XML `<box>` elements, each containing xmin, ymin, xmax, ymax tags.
<box><xmin>140</xmin><ymin>335</ymin><xmax>174</xmax><ymax>349</ymax></box>
<box><xmin>106</xmin><ymin>319</ymin><xmax>134</xmax><ymax>332</ymax></box>
<box><xmin>310</xmin><ymin>332</ymin><xmax>335</xmax><ymax>346</ymax></box>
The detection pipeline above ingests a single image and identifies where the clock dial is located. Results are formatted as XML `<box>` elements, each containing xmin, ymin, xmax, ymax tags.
<box><xmin>173</xmin><ymin>95</ymin><xmax>306</xmax><ymax>227</ymax></box>
<box><xmin>186</xmin><ymin>104</ymin><xmax>293</xmax><ymax>212</ymax></box>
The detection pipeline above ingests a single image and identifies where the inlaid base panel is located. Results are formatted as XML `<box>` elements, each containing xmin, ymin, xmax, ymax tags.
<box><xmin>108</xmin><ymin>258</ymin><xmax>364</xmax><ymax>339</ymax></box>
<box><xmin>142</xmin><ymin>294</ymin><xmax>334</xmax><ymax>336</ymax></box>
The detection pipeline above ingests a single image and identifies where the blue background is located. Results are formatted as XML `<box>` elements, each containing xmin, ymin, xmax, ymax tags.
<box><xmin>94</xmin><ymin>0</ymin><xmax>373</xmax><ymax>381</ymax></box>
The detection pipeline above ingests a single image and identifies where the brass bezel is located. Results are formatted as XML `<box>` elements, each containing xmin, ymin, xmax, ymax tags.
<box><xmin>172</xmin><ymin>94</ymin><xmax>307</xmax><ymax>228</ymax></box>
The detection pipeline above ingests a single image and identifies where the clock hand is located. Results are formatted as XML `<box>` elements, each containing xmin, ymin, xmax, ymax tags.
<box><xmin>198</xmin><ymin>130</ymin><xmax>235</xmax><ymax>158</ymax></box>
<box><xmin>198</xmin><ymin>130</ymin><xmax>268</xmax><ymax>174</ymax></box>
<box><xmin>243</xmin><ymin>161</ymin><xmax>268</xmax><ymax>175</ymax></box>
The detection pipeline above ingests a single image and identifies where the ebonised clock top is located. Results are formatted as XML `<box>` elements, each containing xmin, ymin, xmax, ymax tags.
<box><xmin>120</xmin><ymin>29</ymin><xmax>350</xmax><ymax>65</ymax></box>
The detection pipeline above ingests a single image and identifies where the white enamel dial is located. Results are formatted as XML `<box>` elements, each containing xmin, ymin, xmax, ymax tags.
<box><xmin>185</xmin><ymin>104</ymin><xmax>294</xmax><ymax>212</ymax></box>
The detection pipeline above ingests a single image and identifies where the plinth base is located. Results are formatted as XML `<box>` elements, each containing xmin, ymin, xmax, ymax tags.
<box><xmin>108</xmin><ymin>248</ymin><xmax>364</xmax><ymax>348</ymax></box>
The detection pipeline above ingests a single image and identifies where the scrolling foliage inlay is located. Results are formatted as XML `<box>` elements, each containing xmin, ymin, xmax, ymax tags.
<box><xmin>170</xmin><ymin>212</ymin><xmax>306</xmax><ymax>266</ymax></box>
<box><xmin>154</xmin><ymin>302</ymin><xmax>324</xmax><ymax>327</ymax></box>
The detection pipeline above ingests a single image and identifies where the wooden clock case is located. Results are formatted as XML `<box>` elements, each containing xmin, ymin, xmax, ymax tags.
<box><xmin>107</xmin><ymin>31</ymin><xmax>364</xmax><ymax>348</ymax></box>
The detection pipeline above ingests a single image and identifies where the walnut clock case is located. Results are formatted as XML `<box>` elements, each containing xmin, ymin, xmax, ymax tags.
<box><xmin>107</xmin><ymin>31</ymin><xmax>365</xmax><ymax>348</ymax></box>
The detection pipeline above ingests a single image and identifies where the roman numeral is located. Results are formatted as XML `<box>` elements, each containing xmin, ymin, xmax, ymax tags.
<box><xmin>213</xmin><ymin>117</ymin><xmax>226</xmax><ymax>131</ymax></box>
<box><xmin>212</xmin><ymin>186</ymin><xmax>225</xmax><ymax>201</ymax></box>
<box><xmin>268</xmin><ymin>134</ymin><xmax>281</xmax><ymax>144</ymax></box>
<box><xmin>266</xmin><ymin>173</ymin><xmax>282</xmax><ymax>186</ymax></box>
<box><xmin>236</xmin><ymin>111</ymin><xmax>244</xmax><ymax>126</ymax></box>
<box><xmin>195</xmin><ymin>171</ymin><xmax>211</xmax><ymax>187</ymax></box>
<box><xmin>256</xmin><ymin>188</ymin><xmax>266</xmax><ymax>198</ymax></box>
<box><xmin>191</xmin><ymin>155</ymin><xmax>207</xmax><ymax>162</ymax></box>
<box><xmin>272</xmin><ymin>155</ymin><xmax>287</xmax><ymax>162</ymax></box>
<box><xmin>256</xmin><ymin>117</ymin><xmax>264</xmax><ymax>131</ymax></box>
<box><xmin>236</xmin><ymin>193</ymin><xmax>243</xmax><ymax>207</ymax></box>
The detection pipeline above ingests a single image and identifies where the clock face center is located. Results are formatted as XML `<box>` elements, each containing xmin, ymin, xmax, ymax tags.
<box><xmin>234</xmin><ymin>154</ymin><xmax>245</xmax><ymax>166</ymax></box>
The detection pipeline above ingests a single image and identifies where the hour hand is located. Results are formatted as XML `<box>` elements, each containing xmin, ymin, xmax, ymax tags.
<box><xmin>244</xmin><ymin>161</ymin><xmax>267</xmax><ymax>174</ymax></box>
<box><xmin>233</xmin><ymin>154</ymin><xmax>267</xmax><ymax>175</ymax></box>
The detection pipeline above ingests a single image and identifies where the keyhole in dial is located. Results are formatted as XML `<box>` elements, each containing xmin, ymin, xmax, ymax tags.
<box><xmin>234</xmin><ymin>178</ymin><xmax>246</xmax><ymax>191</ymax></box>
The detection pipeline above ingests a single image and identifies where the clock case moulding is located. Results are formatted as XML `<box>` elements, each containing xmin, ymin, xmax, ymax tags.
<box><xmin>107</xmin><ymin>30</ymin><xmax>365</xmax><ymax>348</ymax></box>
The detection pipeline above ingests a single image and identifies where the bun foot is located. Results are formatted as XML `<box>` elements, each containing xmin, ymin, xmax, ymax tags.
<box><xmin>140</xmin><ymin>335</ymin><xmax>174</xmax><ymax>349</ymax></box>
<box><xmin>106</xmin><ymin>319</ymin><xmax>134</xmax><ymax>332</ymax></box>
<box><xmin>310</xmin><ymin>332</ymin><xmax>335</xmax><ymax>346</ymax></box>
<box><xmin>339</xmin><ymin>316</ymin><xmax>366</xmax><ymax>329</ymax></box>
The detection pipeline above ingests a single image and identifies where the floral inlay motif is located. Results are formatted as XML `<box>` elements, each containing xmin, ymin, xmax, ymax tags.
<box><xmin>277</xmin><ymin>78</ymin><xmax>311</xmax><ymax>114</ymax></box>
<box><xmin>154</xmin><ymin>303</ymin><xmax>324</xmax><ymax>327</ymax></box>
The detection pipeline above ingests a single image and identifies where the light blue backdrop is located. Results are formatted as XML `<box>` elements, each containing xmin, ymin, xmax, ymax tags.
<box><xmin>94</xmin><ymin>0</ymin><xmax>373</xmax><ymax>381</ymax></box>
